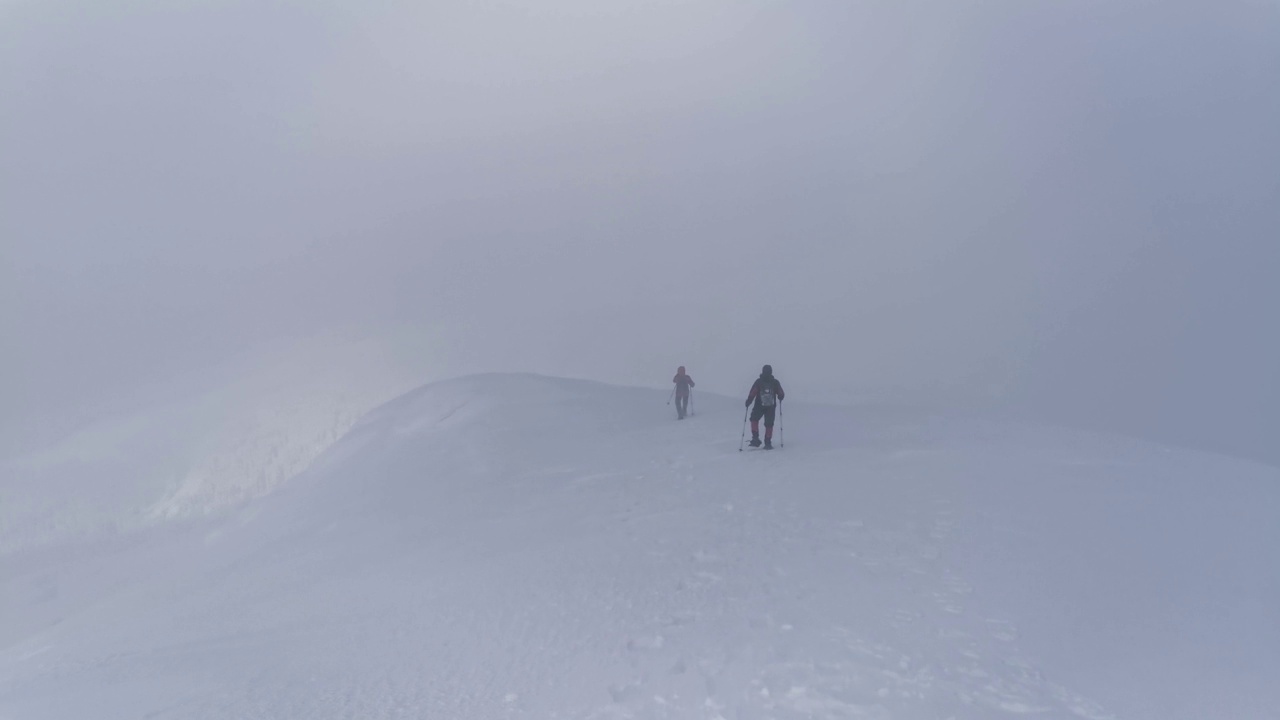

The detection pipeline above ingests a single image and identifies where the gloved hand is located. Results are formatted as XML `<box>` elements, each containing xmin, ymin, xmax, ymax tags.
<box><xmin>744</xmin><ymin>399</ymin><xmax>751</xmax><ymax>407</ymax></box>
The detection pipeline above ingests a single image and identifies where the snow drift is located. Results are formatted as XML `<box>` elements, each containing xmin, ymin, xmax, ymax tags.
<box><xmin>0</xmin><ymin>334</ymin><xmax>427</xmax><ymax>554</ymax></box>
<box><xmin>2</xmin><ymin>374</ymin><xmax>1277</xmax><ymax>719</ymax></box>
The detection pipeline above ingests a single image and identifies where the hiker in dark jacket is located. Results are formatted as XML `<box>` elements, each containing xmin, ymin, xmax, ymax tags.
<box><xmin>744</xmin><ymin>364</ymin><xmax>784</xmax><ymax>448</ymax></box>
<box><xmin>673</xmin><ymin>366</ymin><xmax>695</xmax><ymax>419</ymax></box>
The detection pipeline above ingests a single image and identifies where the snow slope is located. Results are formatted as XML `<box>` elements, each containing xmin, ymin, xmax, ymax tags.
<box><xmin>2</xmin><ymin>374</ymin><xmax>1277</xmax><ymax>719</ymax></box>
<box><xmin>0</xmin><ymin>334</ymin><xmax>427</xmax><ymax>553</ymax></box>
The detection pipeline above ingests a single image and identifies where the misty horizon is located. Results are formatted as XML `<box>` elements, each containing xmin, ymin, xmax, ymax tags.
<box><xmin>3</xmin><ymin>0</ymin><xmax>1277</xmax><ymax>465</ymax></box>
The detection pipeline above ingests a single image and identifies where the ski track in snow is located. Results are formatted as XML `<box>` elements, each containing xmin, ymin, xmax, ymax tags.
<box><xmin>2</xmin><ymin>375</ymin><xmax>1277</xmax><ymax>719</ymax></box>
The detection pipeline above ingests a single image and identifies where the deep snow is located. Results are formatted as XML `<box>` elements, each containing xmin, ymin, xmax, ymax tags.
<box><xmin>2</xmin><ymin>374</ymin><xmax>1277</xmax><ymax>719</ymax></box>
<box><xmin>0</xmin><ymin>335</ymin><xmax>426</xmax><ymax>553</ymax></box>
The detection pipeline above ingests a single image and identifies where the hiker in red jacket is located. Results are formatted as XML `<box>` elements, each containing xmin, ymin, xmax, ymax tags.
<box><xmin>673</xmin><ymin>366</ymin><xmax>695</xmax><ymax>420</ymax></box>
<box><xmin>745</xmin><ymin>364</ymin><xmax>784</xmax><ymax>448</ymax></box>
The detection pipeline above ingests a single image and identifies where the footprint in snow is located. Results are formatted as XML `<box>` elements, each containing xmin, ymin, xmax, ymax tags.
<box><xmin>887</xmin><ymin>608</ymin><xmax>923</xmax><ymax>627</ymax></box>
<box><xmin>663</xmin><ymin>612</ymin><xmax>697</xmax><ymax>627</ymax></box>
<box><xmin>626</xmin><ymin>635</ymin><xmax>665</xmax><ymax>652</ymax></box>
<box><xmin>984</xmin><ymin>619</ymin><xmax>1019</xmax><ymax>642</ymax></box>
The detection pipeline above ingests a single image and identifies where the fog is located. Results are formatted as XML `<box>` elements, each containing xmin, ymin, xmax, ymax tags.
<box><xmin>3</xmin><ymin>0</ymin><xmax>1277</xmax><ymax>464</ymax></box>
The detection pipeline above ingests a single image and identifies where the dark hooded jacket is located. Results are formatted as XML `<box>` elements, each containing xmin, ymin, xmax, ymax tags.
<box><xmin>673</xmin><ymin>370</ymin><xmax>695</xmax><ymax>396</ymax></box>
<box><xmin>745</xmin><ymin>371</ymin><xmax>784</xmax><ymax>408</ymax></box>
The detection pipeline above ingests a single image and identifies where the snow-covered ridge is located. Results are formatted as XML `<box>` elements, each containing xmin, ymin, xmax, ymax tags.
<box><xmin>2</xmin><ymin>374</ymin><xmax>1277</xmax><ymax>719</ymax></box>
<box><xmin>0</xmin><ymin>336</ymin><xmax>426</xmax><ymax>554</ymax></box>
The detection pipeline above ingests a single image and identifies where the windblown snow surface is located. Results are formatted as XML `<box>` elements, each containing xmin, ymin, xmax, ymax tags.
<box><xmin>0</xmin><ymin>333</ymin><xmax>427</xmax><ymax>553</ymax></box>
<box><xmin>2</xmin><ymin>375</ymin><xmax>1277</xmax><ymax>719</ymax></box>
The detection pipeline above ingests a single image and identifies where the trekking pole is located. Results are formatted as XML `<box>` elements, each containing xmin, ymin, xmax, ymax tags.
<box><xmin>666</xmin><ymin>387</ymin><xmax>675</xmax><ymax>405</ymax></box>
<box><xmin>779</xmin><ymin>401</ymin><xmax>784</xmax><ymax>448</ymax></box>
<box><xmin>689</xmin><ymin>391</ymin><xmax>695</xmax><ymax>417</ymax></box>
<box><xmin>738</xmin><ymin>406</ymin><xmax>749</xmax><ymax>451</ymax></box>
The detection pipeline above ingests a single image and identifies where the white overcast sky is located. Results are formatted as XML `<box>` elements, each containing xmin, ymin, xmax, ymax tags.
<box><xmin>2</xmin><ymin>0</ymin><xmax>1277</xmax><ymax>461</ymax></box>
